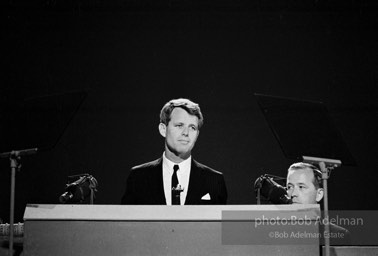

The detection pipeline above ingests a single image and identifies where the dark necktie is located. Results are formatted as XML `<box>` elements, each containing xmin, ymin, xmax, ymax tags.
<box><xmin>171</xmin><ymin>165</ymin><xmax>180</xmax><ymax>205</ymax></box>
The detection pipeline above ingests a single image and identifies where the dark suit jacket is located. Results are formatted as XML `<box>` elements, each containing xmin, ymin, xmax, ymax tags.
<box><xmin>121</xmin><ymin>157</ymin><xmax>227</xmax><ymax>205</ymax></box>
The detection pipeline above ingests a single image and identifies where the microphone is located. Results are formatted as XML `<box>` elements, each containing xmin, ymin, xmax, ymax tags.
<box><xmin>254</xmin><ymin>174</ymin><xmax>292</xmax><ymax>204</ymax></box>
<box><xmin>59</xmin><ymin>174</ymin><xmax>98</xmax><ymax>204</ymax></box>
<box><xmin>59</xmin><ymin>191</ymin><xmax>74</xmax><ymax>203</ymax></box>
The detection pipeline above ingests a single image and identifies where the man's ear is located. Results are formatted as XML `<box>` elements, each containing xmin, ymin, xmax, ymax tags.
<box><xmin>316</xmin><ymin>188</ymin><xmax>324</xmax><ymax>203</ymax></box>
<box><xmin>158</xmin><ymin>123</ymin><xmax>166</xmax><ymax>138</ymax></box>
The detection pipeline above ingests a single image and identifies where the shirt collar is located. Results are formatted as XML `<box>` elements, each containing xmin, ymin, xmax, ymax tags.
<box><xmin>162</xmin><ymin>152</ymin><xmax>192</xmax><ymax>174</ymax></box>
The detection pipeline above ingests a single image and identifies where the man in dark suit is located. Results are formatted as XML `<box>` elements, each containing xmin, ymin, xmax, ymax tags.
<box><xmin>121</xmin><ymin>98</ymin><xmax>227</xmax><ymax>205</ymax></box>
<box><xmin>286</xmin><ymin>162</ymin><xmax>351</xmax><ymax>246</ymax></box>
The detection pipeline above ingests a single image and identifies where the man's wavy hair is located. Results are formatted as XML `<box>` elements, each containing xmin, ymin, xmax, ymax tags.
<box><xmin>288</xmin><ymin>162</ymin><xmax>323</xmax><ymax>189</ymax></box>
<box><xmin>160</xmin><ymin>98</ymin><xmax>204</xmax><ymax>129</ymax></box>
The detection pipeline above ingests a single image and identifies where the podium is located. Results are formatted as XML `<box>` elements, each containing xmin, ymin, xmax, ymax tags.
<box><xmin>23</xmin><ymin>204</ymin><xmax>320</xmax><ymax>256</ymax></box>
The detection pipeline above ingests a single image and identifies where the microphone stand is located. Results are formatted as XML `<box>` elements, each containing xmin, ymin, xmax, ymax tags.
<box><xmin>254</xmin><ymin>175</ymin><xmax>262</xmax><ymax>205</ymax></box>
<box><xmin>0</xmin><ymin>148</ymin><xmax>38</xmax><ymax>256</ymax></box>
<box><xmin>303</xmin><ymin>156</ymin><xmax>341</xmax><ymax>256</ymax></box>
<box><xmin>86</xmin><ymin>175</ymin><xmax>98</xmax><ymax>205</ymax></box>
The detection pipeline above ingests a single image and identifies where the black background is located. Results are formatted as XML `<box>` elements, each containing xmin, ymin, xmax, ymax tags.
<box><xmin>1</xmin><ymin>1</ymin><xmax>377</xmax><ymax>223</ymax></box>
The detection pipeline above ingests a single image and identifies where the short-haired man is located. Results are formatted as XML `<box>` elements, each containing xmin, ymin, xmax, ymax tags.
<box><xmin>121</xmin><ymin>98</ymin><xmax>227</xmax><ymax>205</ymax></box>
<box><xmin>286</xmin><ymin>162</ymin><xmax>351</xmax><ymax>245</ymax></box>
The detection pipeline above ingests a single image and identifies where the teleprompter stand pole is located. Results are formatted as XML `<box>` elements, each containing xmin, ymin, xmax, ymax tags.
<box><xmin>302</xmin><ymin>156</ymin><xmax>341</xmax><ymax>256</ymax></box>
<box><xmin>0</xmin><ymin>148</ymin><xmax>38</xmax><ymax>256</ymax></box>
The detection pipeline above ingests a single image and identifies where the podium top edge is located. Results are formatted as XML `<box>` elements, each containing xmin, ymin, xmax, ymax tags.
<box><xmin>24</xmin><ymin>204</ymin><xmax>320</xmax><ymax>221</ymax></box>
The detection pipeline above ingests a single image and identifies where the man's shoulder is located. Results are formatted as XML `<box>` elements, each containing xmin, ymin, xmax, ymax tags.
<box><xmin>320</xmin><ymin>222</ymin><xmax>349</xmax><ymax>234</ymax></box>
<box><xmin>131</xmin><ymin>158</ymin><xmax>162</xmax><ymax>172</ymax></box>
<box><xmin>320</xmin><ymin>222</ymin><xmax>351</xmax><ymax>245</ymax></box>
<box><xmin>329</xmin><ymin>222</ymin><xmax>350</xmax><ymax>235</ymax></box>
<box><xmin>193</xmin><ymin>159</ymin><xmax>223</xmax><ymax>176</ymax></box>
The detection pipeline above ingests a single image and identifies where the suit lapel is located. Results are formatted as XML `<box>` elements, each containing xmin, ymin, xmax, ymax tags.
<box><xmin>153</xmin><ymin>158</ymin><xmax>166</xmax><ymax>204</ymax></box>
<box><xmin>185</xmin><ymin>159</ymin><xmax>202</xmax><ymax>205</ymax></box>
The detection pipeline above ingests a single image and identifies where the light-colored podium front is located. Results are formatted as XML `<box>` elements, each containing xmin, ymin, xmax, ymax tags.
<box><xmin>23</xmin><ymin>204</ymin><xmax>320</xmax><ymax>256</ymax></box>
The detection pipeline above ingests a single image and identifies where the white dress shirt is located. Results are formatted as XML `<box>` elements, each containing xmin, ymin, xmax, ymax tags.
<box><xmin>162</xmin><ymin>152</ymin><xmax>191</xmax><ymax>205</ymax></box>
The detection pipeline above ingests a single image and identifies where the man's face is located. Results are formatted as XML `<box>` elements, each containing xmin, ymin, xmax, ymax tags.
<box><xmin>159</xmin><ymin>107</ymin><xmax>199</xmax><ymax>160</ymax></box>
<box><xmin>286</xmin><ymin>168</ymin><xmax>323</xmax><ymax>204</ymax></box>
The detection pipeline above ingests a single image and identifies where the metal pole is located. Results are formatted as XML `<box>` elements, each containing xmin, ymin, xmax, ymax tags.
<box><xmin>302</xmin><ymin>156</ymin><xmax>341</xmax><ymax>256</ymax></box>
<box><xmin>319</xmin><ymin>161</ymin><xmax>330</xmax><ymax>256</ymax></box>
<box><xmin>0</xmin><ymin>148</ymin><xmax>38</xmax><ymax>256</ymax></box>
<box><xmin>257</xmin><ymin>188</ymin><xmax>261</xmax><ymax>205</ymax></box>
<box><xmin>9</xmin><ymin>158</ymin><xmax>17</xmax><ymax>256</ymax></box>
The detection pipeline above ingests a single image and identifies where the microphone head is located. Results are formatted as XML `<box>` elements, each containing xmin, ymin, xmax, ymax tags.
<box><xmin>268</xmin><ymin>185</ymin><xmax>292</xmax><ymax>204</ymax></box>
<box><xmin>59</xmin><ymin>174</ymin><xmax>98</xmax><ymax>204</ymax></box>
<box><xmin>59</xmin><ymin>192</ymin><xmax>73</xmax><ymax>203</ymax></box>
<box><xmin>254</xmin><ymin>175</ymin><xmax>292</xmax><ymax>204</ymax></box>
